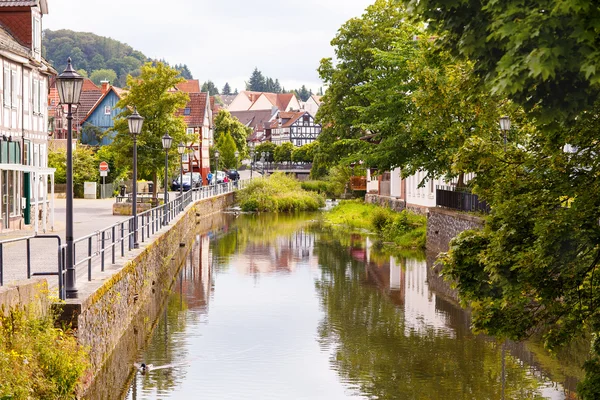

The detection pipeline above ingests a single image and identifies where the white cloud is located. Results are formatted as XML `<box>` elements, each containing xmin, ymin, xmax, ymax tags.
<box><xmin>44</xmin><ymin>0</ymin><xmax>373</xmax><ymax>91</ymax></box>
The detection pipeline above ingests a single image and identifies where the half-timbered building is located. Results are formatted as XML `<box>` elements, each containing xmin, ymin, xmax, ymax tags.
<box><xmin>270</xmin><ymin>111</ymin><xmax>321</xmax><ymax>146</ymax></box>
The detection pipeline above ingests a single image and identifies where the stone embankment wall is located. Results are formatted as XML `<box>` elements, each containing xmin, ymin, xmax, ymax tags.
<box><xmin>0</xmin><ymin>279</ymin><xmax>49</xmax><ymax>316</ymax></box>
<box><xmin>59</xmin><ymin>193</ymin><xmax>234</xmax><ymax>394</ymax></box>
<box><xmin>426</xmin><ymin>207</ymin><xmax>484</xmax><ymax>254</ymax></box>
<box><xmin>365</xmin><ymin>194</ymin><xmax>406</xmax><ymax>212</ymax></box>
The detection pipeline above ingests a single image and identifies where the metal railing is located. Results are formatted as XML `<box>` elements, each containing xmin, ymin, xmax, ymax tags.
<box><xmin>0</xmin><ymin>178</ymin><xmax>250</xmax><ymax>299</ymax></box>
<box><xmin>436</xmin><ymin>185</ymin><xmax>490</xmax><ymax>213</ymax></box>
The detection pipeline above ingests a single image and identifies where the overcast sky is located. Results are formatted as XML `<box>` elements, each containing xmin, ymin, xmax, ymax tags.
<box><xmin>43</xmin><ymin>0</ymin><xmax>374</xmax><ymax>93</ymax></box>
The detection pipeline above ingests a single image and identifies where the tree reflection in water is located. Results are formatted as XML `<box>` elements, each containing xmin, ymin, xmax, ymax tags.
<box><xmin>314</xmin><ymin>234</ymin><xmax>556</xmax><ymax>400</ymax></box>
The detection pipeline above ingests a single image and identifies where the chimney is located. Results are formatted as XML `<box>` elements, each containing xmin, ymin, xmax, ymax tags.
<box><xmin>101</xmin><ymin>80</ymin><xmax>110</xmax><ymax>94</ymax></box>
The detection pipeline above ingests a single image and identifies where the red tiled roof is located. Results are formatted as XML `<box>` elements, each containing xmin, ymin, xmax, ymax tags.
<box><xmin>254</xmin><ymin>92</ymin><xmax>296</xmax><ymax>111</ymax></box>
<box><xmin>175</xmin><ymin>79</ymin><xmax>200</xmax><ymax>93</ymax></box>
<box><xmin>270</xmin><ymin>111</ymin><xmax>306</xmax><ymax>128</ymax></box>
<box><xmin>177</xmin><ymin>92</ymin><xmax>208</xmax><ymax>127</ymax></box>
<box><xmin>230</xmin><ymin>109</ymin><xmax>276</xmax><ymax>132</ymax></box>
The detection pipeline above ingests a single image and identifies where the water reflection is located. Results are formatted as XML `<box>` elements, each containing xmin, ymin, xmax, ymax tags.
<box><xmin>120</xmin><ymin>213</ymin><xmax>577</xmax><ymax>399</ymax></box>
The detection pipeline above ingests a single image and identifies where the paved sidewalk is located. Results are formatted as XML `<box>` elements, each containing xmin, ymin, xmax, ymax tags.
<box><xmin>1</xmin><ymin>197</ymin><xmax>128</xmax><ymax>288</ymax></box>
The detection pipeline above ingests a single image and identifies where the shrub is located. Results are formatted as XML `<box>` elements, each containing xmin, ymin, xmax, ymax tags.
<box><xmin>238</xmin><ymin>172</ymin><xmax>324</xmax><ymax>212</ymax></box>
<box><xmin>371</xmin><ymin>208</ymin><xmax>394</xmax><ymax>232</ymax></box>
<box><xmin>0</xmin><ymin>307</ymin><xmax>89</xmax><ymax>399</ymax></box>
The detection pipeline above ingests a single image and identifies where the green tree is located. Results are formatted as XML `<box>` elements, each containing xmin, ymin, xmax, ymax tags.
<box><xmin>213</xmin><ymin>110</ymin><xmax>251</xmax><ymax>157</ymax></box>
<box><xmin>403</xmin><ymin>0</ymin><xmax>600</xmax><ymax>123</ymax></box>
<box><xmin>175</xmin><ymin>64</ymin><xmax>193</xmax><ymax>79</ymax></box>
<box><xmin>48</xmin><ymin>145</ymin><xmax>98</xmax><ymax>197</ymax></box>
<box><xmin>217</xmin><ymin>132</ymin><xmax>238</xmax><ymax>170</ymax></box>
<box><xmin>201</xmin><ymin>80</ymin><xmax>219</xmax><ymax>95</ymax></box>
<box><xmin>291</xmin><ymin>142</ymin><xmax>317</xmax><ymax>163</ymax></box>
<box><xmin>254</xmin><ymin>142</ymin><xmax>276</xmax><ymax>162</ymax></box>
<box><xmin>90</xmin><ymin>53</ymin><xmax>105</xmax><ymax>71</ymax></box>
<box><xmin>316</xmin><ymin>0</ymin><xmax>406</xmax><ymax>173</ymax></box>
<box><xmin>274</xmin><ymin>142</ymin><xmax>294</xmax><ymax>164</ymax></box>
<box><xmin>90</xmin><ymin>69</ymin><xmax>117</xmax><ymax>86</ymax></box>
<box><xmin>108</xmin><ymin>62</ymin><xmax>191</xmax><ymax>198</ymax></box>
<box><xmin>294</xmin><ymin>85</ymin><xmax>311</xmax><ymax>102</ymax></box>
<box><xmin>246</xmin><ymin>68</ymin><xmax>265</xmax><ymax>92</ymax></box>
<box><xmin>222</xmin><ymin>82</ymin><xmax>232</xmax><ymax>95</ymax></box>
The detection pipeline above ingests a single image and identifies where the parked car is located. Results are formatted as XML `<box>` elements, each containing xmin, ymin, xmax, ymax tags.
<box><xmin>211</xmin><ymin>171</ymin><xmax>227</xmax><ymax>184</ymax></box>
<box><xmin>171</xmin><ymin>174</ymin><xmax>193</xmax><ymax>191</ymax></box>
<box><xmin>227</xmin><ymin>169</ymin><xmax>240</xmax><ymax>181</ymax></box>
<box><xmin>185</xmin><ymin>172</ymin><xmax>202</xmax><ymax>189</ymax></box>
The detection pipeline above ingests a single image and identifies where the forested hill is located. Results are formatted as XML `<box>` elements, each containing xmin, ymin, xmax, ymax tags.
<box><xmin>42</xmin><ymin>29</ymin><xmax>193</xmax><ymax>87</ymax></box>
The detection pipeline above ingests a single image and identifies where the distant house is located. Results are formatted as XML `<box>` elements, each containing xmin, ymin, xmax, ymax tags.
<box><xmin>177</xmin><ymin>91</ymin><xmax>212</xmax><ymax>183</ymax></box>
<box><xmin>270</xmin><ymin>111</ymin><xmax>321</xmax><ymax>146</ymax></box>
<box><xmin>49</xmin><ymin>78</ymin><xmax>102</xmax><ymax>141</ymax></box>
<box><xmin>248</xmin><ymin>93</ymin><xmax>300</xmax><ymax>112</ymax></box>
<box><xmin>230</xmin><ymin>109</ymin><xmax>277</xmax><ymax>148</ymax></box>
<box><xmin>79</xmin><ymin>81</ymin><xmax>125</xmax><ymax>145</ymax></box>
<box><xmin>0</xmin><ymin>0</ymin><xmax>56</xmax><ymax>232</ymax></box>
<box><xmin>302</xmin><ymin>94</ymin><xmax>322</xmax><ymax>117</ymax></box>
<box><xmin>218</xmin><ymin>94</ymin><xmax>236</xmax><ymax>109</ymax></box>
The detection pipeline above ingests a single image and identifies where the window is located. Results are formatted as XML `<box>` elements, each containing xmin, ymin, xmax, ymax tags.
<box><xmin>104</xmin><ymin>105</ymin><xmax>111</xmax><ymax>115</ymax></box>
<box><xmin>187</xmin><ymin>128</ymin><xmax>194</xmax><ymax>134</ymax></box>
<box><xmin>3</xmin><ymin>69</ymin><xmax>10</xmax><ymax>107</ymax></box>
<box><xmin>33</xmin><ymin>19</ymin><xmax>41</xmax><ymax>52</ymax></box>
<box><xmin>23</xmin><ymin>77</ymin><xmax>29</xmax><ymax>112</ymax></box>
<box><xmin>183</xmin><ymin>107</ymin><xmax>191</xmax><ymax>115</ymax></box>
<box><xmin>32</xmin><ymin>79</ymin><xmax>39</xmax><ymax>113</ymax></box>
<box><xmin>23</xmin><ymin>140</ymin><xmax>30</xmax><ymax>165</ymax></box>
<box><xmin>11</xmin><ymin>71</ymin><xmax>16</xmax><ymax>107</ymax></box>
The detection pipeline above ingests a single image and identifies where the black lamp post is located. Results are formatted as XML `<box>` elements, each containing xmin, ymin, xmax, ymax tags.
<box><xmin>128</xmin><ymin>108</ymin><xmax>144</xmax><ymax>249</ymax></box>
<box><xmin>499</xmin><ymin>116</ymin><xmax>511</xmax><ymax>152</ymax></box>
<box><xmin>161</xmin><ymin>132</ymin><xmax>172</xmax><ymax>225</ymax></box>
<box><xmin>234</xmin><ymin>150</ymin><xmax>239</xmax><ymax>169</ymax></box>
<box><xmin>265</xmin><ymin>151</ymin><xmax>270</xmax><ymax>176</ymax></box>
<box><xmin>56</xmin><ymin>58</ymin><xmax>83</xmax><ymax>299</ymax></box>
<box><xmin>215</xmin><ymin>150</ymin><xmax>220</xmax><ymax>175</ymax></box>
<box><xmin>177</xmin><ymin>142</ymin><xmax>185</xmax><ymax>207</ymax></box>
<box><xmin>261</xmin><ymin>151</ymin><xmax>266</xmax><ymax>176</ymax></box>
<box><xmin>250</xmin><ymin>149</ymin><xmax>255</xmax><ymax>178</ymax></box>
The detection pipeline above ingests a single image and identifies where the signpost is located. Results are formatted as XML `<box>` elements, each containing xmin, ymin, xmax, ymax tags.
<box><xmin>99</xmin><ymin>161</ymin><xmax>109</xmax><ymax>198</ymax></box>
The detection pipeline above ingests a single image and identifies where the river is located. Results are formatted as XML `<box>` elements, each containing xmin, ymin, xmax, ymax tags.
<box><xmin>113</xmin><ymin>212</ymin><xmax>578</xmax><ymax>399</ymax></box>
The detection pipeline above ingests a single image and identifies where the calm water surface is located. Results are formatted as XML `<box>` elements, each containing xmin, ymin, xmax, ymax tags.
<box><xmin>123</xmin><ymin>213</ymin><xmax>577</xmax><ymax>399</ymax></box>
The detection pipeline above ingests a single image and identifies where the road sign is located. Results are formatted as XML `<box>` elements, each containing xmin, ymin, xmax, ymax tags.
<box><xmin>100</xmin><ymin>170</ymin><xmax>108</xmax><ymax>177</ymax></box>
<box><xmin>99</xmin><ymin>161</ymin><xmax>109</xmax><ymax>172</ymax></box>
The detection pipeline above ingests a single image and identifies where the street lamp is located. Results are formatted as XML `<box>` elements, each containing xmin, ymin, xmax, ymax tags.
<box><xmin>250</xmin><ymin>149</ymin><xmax>255</xmax><ymax>178</ymax></box>
<box><xmin>177</xmin><ymin>142</ymin><xmax>186</xmax><ymax>205</ymax></box>
<box><xmin>234</xmin><ymin>150</ymin><xmax>239</xmax><ymax>168</ymax></box>
<box><xmin>56</xmin><ymin>58</ymin><xmax>83</xmax><ymax>299</ymax></box>
<box><xmin>128</xmin><ymin>107</ymin><xmax>144</xmax><ymax>249</ymax></box>
<box><xmin>499</xmin><ymin>116</ymin><xmax>511</xmax><ymax>151</ymax></box>
<box><xmin>266</xmin><ymin>151</ymin><xmax>270</xmax><ymax>176</ymax></box>
<box><xmin>261</xmin><ymin>151</ymin><xmax>266</xmax><ymax>176</ymax></box>
<box><xmin>161</xmin><ymin>132</ymin><xmax>172</xmax><ymax>225</ymax></box>
<box><xmin>215</xmin><ymin>150</ymin><xmax>220</xmax><ymax>174</ymax></box>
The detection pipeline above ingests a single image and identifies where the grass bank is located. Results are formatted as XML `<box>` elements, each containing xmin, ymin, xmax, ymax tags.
<box><xmin>0</xmin><ymin>307</ymin><xmax>89</xmax><ymax>399</ymax></box>
<box><xmin>238</xmin><ymin>172</ymin><xmax>325</xmax><ymax>212</ymax></box>
<box><xmin>324</xmin><ymin>200</ymin><xmax>427</xmax><ymax>249</ymax></box>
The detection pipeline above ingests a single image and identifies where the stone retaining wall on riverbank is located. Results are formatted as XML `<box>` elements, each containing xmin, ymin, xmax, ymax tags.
<box><xmin>0</xmin><ymin>279</ymin><xmax>49</xmax><ymax>317</ymax></box>
<box><xmin>426</xmin><ymin>207</ymin><xmax>484</xmax><ymax>254</ymax></box>
<box><xmin>58</xmin><ymin>193</ymin><xmax>234</xmax><ymax>394</ymax></box>
<box><xmin>365</xmin><ymin>194</ymin><xmax>406</xmax><ymax>212</ymax></box>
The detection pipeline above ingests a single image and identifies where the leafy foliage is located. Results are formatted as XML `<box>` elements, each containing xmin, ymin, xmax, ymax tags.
<box><xmin>237</xmin><ymin>172</ymin><xmax>325</xmax><ymax>212</ymax></box>
<box><xmin>213</xmin><ymin>110</ymin><xmax>251</xmax><ymax>158</ymax></box>
<box><xmin>222</xmin><ymin>82</ymin><xmax>232</xmax><ymax>95</ymax></box>
<box><xmin>43</xmin><ymin>30</ymin><xmax>193</xmax><ymax>87</ymax></box>
<box><xmin>403</xmin><ymin>0</ymin><xmax>600</xmax><ymax>123</ymax></box>
<box><xmin>48</xmin><ymin>145</ymin><xmax>99</xmax><ymax>197</ymax></box>
<box><xmin>201</xmin><ymin>81</ymin><xmax>219</xmax><ymax>95</ymax></box>
<box><xmin>274</xmin><ymin>142</ymin><xmax>294</xmax><ymax>163</ymax></box>
<box><xmin>0</xmin><ymin>307</ymin><xmax>89</xmax><ymax>398</ymax></box>
<box><xmin>107</xmin><ymin>62</ymin><xmax>191</xmax><ymax>195</ymax></box>
<box><xmin>216</xmin><ymin>132</ymin><xmax>237</xmax><ymax>170</ymax></box>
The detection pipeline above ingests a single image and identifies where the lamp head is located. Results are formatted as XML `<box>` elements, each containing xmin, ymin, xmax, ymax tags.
<box><xmin>177</xmin><ymin>142</ymin><xmax>186</xmax><ymax>155</ymax></box>
<box><xmin>162</xmin><ymin>132</ymin><xmax>173</xmax><ymax>150</ymax></box>
<box><xmin>127</xmin><ymin>108</ymin><xmax>144</xmax><ymax>136</ymax></box>
<box><xmin>56</xmin><ymin>58</ymin><xmax>84</xmax><ymax>105</ymax></box>
<box><xmin>499</xmin><ymin>116</ymin><xmax>511</xmax><ymax>132</ymax></box>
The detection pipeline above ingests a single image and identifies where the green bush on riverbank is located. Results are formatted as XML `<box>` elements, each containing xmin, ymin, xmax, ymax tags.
<box><xmin>0</xmin><ymin>308</ymin><xmax>89</xmax><ymax>399</ymax></box>
<box><xmin>238</xmin><ymin>172</ymin><xmax>325</xmax><ymax>212</ymax></box>
<box><xmin>325</xmin><ymin>200</ymin><xmax>427</xmax><ymax>249</ymax></box>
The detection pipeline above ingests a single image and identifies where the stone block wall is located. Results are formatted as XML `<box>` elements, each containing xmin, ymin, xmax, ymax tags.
<box><xmin>59</xmin><ymin>193</ymin><xmax>235</xmax><ymax>392</ymax></box>
<box><xmin>0</xmin><ymin>279</ymin><xmax>49</xmax><ymax>317</ymax></box>
<box><xmin>365</xmin><ymin>194</ymin><xmax>406</xmax><ymax>212</ymax></box>
<box><xmin>426</xmin><ymin>207</ymin><xmax>484</xmax><ymax>254</ymax></box>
